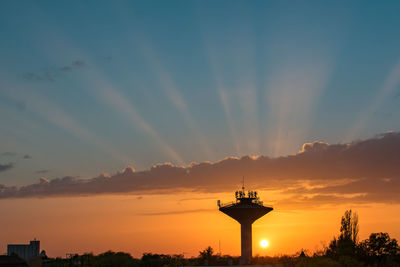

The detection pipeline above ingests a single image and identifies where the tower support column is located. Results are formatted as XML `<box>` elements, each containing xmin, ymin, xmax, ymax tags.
<box><xmin>240</xmin><ymin>222</ymin><xmax>252</xmax><ymax>264</ymax></box>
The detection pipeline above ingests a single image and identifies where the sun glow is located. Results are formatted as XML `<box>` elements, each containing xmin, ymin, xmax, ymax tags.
<box><xmin>260</xmin><ymin>239</ymin><xmax>269</xmax><ymax>248</ymax></box>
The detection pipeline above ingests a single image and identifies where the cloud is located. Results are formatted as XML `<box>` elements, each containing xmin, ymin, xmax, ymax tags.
<box><xmin>20</xmin><ymin>59</ymin><xmax>87</xmax><ymax>82</ymax></box>
<box><xmin>300</xmin><ymin>141</ymin><xmax>331</xmax><ymax>153</ymax></box>
<box><xmin>282</xmin><ymin>177</ymin><xmax>400</xmax><ymax>206</ymax></box>
<box><xmin>39</xmin><ymin>177</ymin><xmax>50</xmax><ymax>184</ymax></box>
<box><xmin>59</xmin><ymin>60</ymin><xmax>86</xmax><ymax>71</ymax></box>
<box><xmin>1</xmin><ymin>132</ymin><xmax>400</xmax><ymax>206</ymax></box>
<box><xmin>0</xmin><ymin>163</ymin><xmax>14</xmax><ymax>172</ymax></box>
<box><xmin>2</xmin><ymin>152</ymin><xmax>32</xmax><ymax>159</ymax></box>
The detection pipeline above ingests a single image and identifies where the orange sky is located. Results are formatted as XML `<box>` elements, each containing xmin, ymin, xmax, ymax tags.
<box><xmin>2</xmin><ymin>191</ymin><xmax>400</xmax><ymax>258</ymax></box>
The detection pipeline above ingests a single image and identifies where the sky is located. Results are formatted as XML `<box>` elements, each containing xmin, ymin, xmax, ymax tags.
<box><xmin>1</xmin><ymin>0</ymin><xmax>400</xmax><ymax>258</ymax></box>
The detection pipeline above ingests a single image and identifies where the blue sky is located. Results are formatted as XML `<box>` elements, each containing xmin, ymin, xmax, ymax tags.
<box><xmin>1</xmin><ymin>0</ymin><xmax>400</xmax><ymax>186</ymax></box>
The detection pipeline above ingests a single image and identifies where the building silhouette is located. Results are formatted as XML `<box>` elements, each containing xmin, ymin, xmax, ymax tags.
<box><xmin>7</xmin><ymin>240</ymin><xmax>40</xmax><ymax>262</ymax></box>
<box><xmin>218</xmin><ymin>184</ymin><xmax>273</xmax><ymax>264</ymax></box>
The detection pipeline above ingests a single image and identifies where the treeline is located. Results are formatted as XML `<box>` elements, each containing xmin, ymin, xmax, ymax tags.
<box><xmin>43</xmin><ymin>210</ymin><xmax>400</xmax><ymax>266</ymax></box>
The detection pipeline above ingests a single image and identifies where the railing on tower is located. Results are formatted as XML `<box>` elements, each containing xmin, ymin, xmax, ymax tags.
<box><xmin>217</xmin><ymin>189</ymin><xmax>265</xmax><ymax>208</ymax></box>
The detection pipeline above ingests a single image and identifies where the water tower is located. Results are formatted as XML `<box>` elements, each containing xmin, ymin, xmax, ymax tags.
<box><xmin>218</xmin><ymin>183</ymin><xmax>273</xmax><ymax>264</ymax></box>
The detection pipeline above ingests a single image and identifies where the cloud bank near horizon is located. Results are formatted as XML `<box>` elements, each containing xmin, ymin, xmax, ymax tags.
<box><xmin>1</xmin><ymin>132</ymin><xmax>400</xmax><ymax>206</ymax></box>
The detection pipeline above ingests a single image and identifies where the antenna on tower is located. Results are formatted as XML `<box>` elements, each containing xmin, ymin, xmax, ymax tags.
<box><xmin>242</xmin><ymin>176</ymin><xmax>245</xmax><ymax>191</ymax></box>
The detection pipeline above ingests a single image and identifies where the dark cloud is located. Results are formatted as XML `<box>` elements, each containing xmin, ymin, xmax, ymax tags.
<box><xmin>0</xmin><ymin>163</ymin><xmax>14</xmax><ymax>172</ymax></box>
<box><xmin>59</xmin><ymin>60</ymin><xmax>86</xmax><ymax>71</ymax></box>
<box><xmin>2</xmin><ymin>152</ymin><xmax>32</xmax><ymax>160</ymax></box>
<box><xmin>21</xmin><ymin>59</ymin><xmax>87</xmax><ymax>81</ymax></box>
<box><xmin>72</xmin><ymin>60</ymin><xmax>85</xmax><ymax>67</ymax></box>
<box><xmin>300</xmin><ymin>141</ymin><xmax>330</xmax><ymax>153</ymax></box>
<box><xmin>1</xmin><ymin>132</ymin><xmax>400</xmax><ymax>205</ymax></box>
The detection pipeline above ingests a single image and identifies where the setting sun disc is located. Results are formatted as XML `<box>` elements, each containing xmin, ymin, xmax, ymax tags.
<box><xmin>260</xmin><ymin>240</ymin><xmax>269</xmax><ymax>248</ymax></box>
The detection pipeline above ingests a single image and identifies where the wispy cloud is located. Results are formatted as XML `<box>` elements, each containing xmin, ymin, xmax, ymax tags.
<box><xmin>0</xmin><ymin>163</ymin><xmax>14</xmax><ymax>172</ymax></box>
<box><xmin>19</xmin><ymin>59</ymin><xmax>87</xmax><ymax>82</ymax></box>
<box><xmin>1</xmin><ymin>152</ymin><xmax>32</xmax><ymax>159</ymax></box>
<box><xmin>59</xmin><ymin>60</ymin><xmax>86</xmax><ymax>72</ymax></box>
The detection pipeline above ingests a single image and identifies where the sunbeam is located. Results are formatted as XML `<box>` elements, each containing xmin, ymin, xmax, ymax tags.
<box><xmin>76</xmin><ymin>62</ymin><xmax>187</xmax><ymax>166</ymax></box>
<box><xmin>345</xmin><ymin>60</ymin><xmax>400</xmax><ymax>141</ymax></box>
<box><xmin>3</xmin><ymin>87</ymin><xmax>134</xmax><ymax>165</ymax></box>
<box><xmin>29</xmin><ymin>24</ymin><xmax>186</xmax><ymax>167</ymax></box>
<box><xmin>139</xmin><ymin>44</ymin><xmax>215</xmax><ymax>160</ymax></box>
<box><xmin>201</xmin><ymin>10</ymin><xmax>261</xmax><ymax>156</ymax></box>
<box><xmin>98</xmin><ymin>87</ymin><xmax>185</xmax><ymax>166</ymax></box>
<box><xmin>266</xmin><ymin>59</ymin><xmax>333</xmax><ymax>157</ymax></box>
<box><xmin>205</xmin><ymin>46</ymin><xmax>241</xmax><ymax>154</ymax></box>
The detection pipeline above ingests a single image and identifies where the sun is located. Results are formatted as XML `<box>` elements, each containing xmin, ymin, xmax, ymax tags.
<box><xmin>260</xmin><ymin>239</ymin><xmax>269</xmax><ymax>248</ymax></box>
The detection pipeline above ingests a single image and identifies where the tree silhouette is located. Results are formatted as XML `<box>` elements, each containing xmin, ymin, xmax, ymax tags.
<box><xmin>326</xmin><ymin>209</ymin><xmax>360</xmax><ymax>259</ymax></box>
<box><xmin>340</xmin><ymin>209</ymin><xmax>359</xmax><ymax>243</ymax></box>
<box><xmin>199</xmin><ymin>246</ymin><xmax>214</xmax><ymax>265</ymax></box>
<box><xmin>362</xmin><ymin>232</ymin><xmax>399</xmax><ymax>257</ymax></box>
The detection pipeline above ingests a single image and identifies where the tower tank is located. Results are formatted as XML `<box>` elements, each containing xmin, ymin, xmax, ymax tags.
<box><xmin>218</xmin><ymin>185</ymin><xmax>273</xmax><ymax>264</ymax></box>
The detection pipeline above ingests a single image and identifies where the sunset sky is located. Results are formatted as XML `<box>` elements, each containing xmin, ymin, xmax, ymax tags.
<box><xmin>1</xmin><ymin>0</ymin><xmax>400</xmax><ymax>258</ymax></box>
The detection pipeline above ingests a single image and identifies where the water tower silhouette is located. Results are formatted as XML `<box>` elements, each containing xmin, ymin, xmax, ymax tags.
<box><xmin>218</xmin><ymin>181</ymin><xmax>273</xmax><ymax>264</ymax></box>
